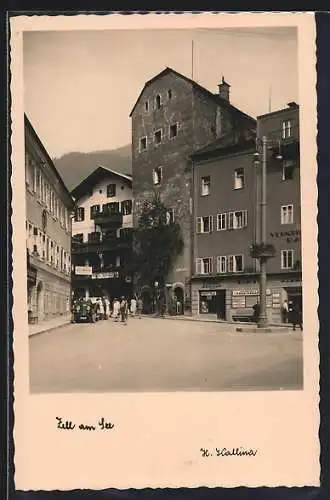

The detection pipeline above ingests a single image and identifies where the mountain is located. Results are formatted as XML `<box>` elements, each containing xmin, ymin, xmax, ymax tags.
<box><xmin>53</xmin><ymin>144</ymin><xmax>132</xmax><ymax>192</ymax></box>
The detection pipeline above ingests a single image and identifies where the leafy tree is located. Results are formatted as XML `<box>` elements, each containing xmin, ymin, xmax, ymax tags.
<box><xmin>126</xmin><ymin>195</ymin><xmax>184</xmax><ymax>290</ymax></box>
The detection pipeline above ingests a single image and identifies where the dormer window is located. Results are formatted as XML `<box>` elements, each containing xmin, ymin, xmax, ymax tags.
<box><xmin>155</xmin><ymin>94</ymin><xmax>162</xmax><ymax>110</ymax></box>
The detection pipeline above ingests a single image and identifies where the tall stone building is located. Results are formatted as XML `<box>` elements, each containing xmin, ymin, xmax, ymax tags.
<box><xmin>25</xmin><ymin>115</ymin><xmax>74</xmax><ymax>325</ymax></box>
<box><xmin>130</xmin><ymin>67</ymin><xmax>256</xmax><ymax>311</ymax></box>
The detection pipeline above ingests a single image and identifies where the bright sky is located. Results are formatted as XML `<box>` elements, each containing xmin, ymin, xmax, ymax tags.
<box><xmin>23</xmin><ymin>27</ymin><xmax>298</xmax><ymax>158</ymax></box>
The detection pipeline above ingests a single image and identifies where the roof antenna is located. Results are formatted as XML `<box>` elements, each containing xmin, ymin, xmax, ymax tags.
<box><xmin>191</xmin><ymin>40</ymin><xmax>194</xmax><ymax>80</ymax></box>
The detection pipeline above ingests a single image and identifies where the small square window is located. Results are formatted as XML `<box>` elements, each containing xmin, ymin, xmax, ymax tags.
<box><xmin>281</xmin><ymin>205</ymin><xmax>294</xmax><ymax>224</ymax></box>
<box><xmin>139</xmin><ymin>137</ymin><xmax>147</xmax><ymax>152</ymax></box>
<box><xmin>154</xmin><ymin>130</ymin><xmax>162</xmax><ymax>144</ymax></box>
<box><xmin>201</xmin><ymin>176</ymin><xmax>211</xmax><ymax>196</ymax></box>
<box><xmin>169</xmin><ymin>123</ymin><xmax>178</xmax><ymax>139</ymax></box>
<box><xmin>234</xmin><ymin>168</ymin><xmax>245</xmax><ymax>189</ymax></box>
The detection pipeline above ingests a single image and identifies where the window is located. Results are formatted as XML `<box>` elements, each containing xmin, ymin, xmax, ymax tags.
<box><xmin>216</xmin><ymin>256</ymin><xmax>227</xmax><ymax>273</ymax></box>
<box><xmin>281</xmin><ymin>205</ymin><xmax>294</xmax><ymax>224</ymax></box>
<box><xmin>216</xmin><ymin>213</ymin><xmax>227</xmax><ymax>231</ymax></box>
<box><xmin>196</xmin><ymin>216</ymin><xmax>213</xmax><ymax>233</ymax></box>
<box><xmin>122</xmin><ymin>199</ymin><xmax>132</xmax><ymax>216</ymax></box>
<box><xmin>166</xmin><ymin>209</ymin><xmax>175</xmax><ymax>225</ymax></box>
<box><xmin>154</xmin><ymin>129</ymin><xmax>162</xmax><ymax>145</ymax></box>
<box><xmin>145</xmin><ymin>100</ymin><xmax>149</xmax><ymax>112</ymax></box>
<box><xmin>234</xmin><ymin>168</ymin><xmax>245</xmax><ymax>189</ymax></box>
<box><xmin>228</xmin><ymin>210</ymin><xmax>248</xmax><ymax>229</ymax></box>
<box><xmin>74</xmin><ymin>207</ymin><xmax>85</xmax><ymax>222</ymax></box>
<box><xmin>282</xmin><ymin>120</ymin><xmax>292</xmax><ymax>139</ymax></box>
<box><xmin>139</xmin><ymin>137</ymin><xmax>147</xmax><ymax>152</ymax></box>
<box><xmin>282</xmin><ymin>159</ymin><xmax>295</xmax><ymax>181</ymax></box>
<box><xmin>73</xmin><ymin>233</ymin><xmax>84</xmax><ymax>243</ymax></box>
<box><xmin>155</xmin><ymin>94</ymin><xmax>162</xmax><ymax>109</ymax></box>
<box><xmin>153</xmin><ymin>166</ymin><xmax>163</xmax><ymax>185</ymax></box>
<box><xmin>201</xmin><ymin>176</ymin><xmax>211</xmax><ymax>196</ymax></box>
<box><xmin>227</xmin><ymin>254</ymin><xmax>244</xmax><ymax>273</ymax></box>
<box><xmin>167</xmin><ymin>89</ymin><xmax>172</xmax><ymax>99</ymax></box>
<box><xmin>169</xmin><ymin>123</ymin><xmax>178</xmax><ymax>139</ymax></box>
<box><xmin>107</xmin><ymin>183</ymin><xmax>116</xmax><ymax>198</ymax></box>
<box><xmin>281</xmin><ymin>250</ymin><xmax>294</xmax><ymax>269</ymax></box>
<box><xmin>196</xmin><ymin>257</ymin><xmax>213</xmax><ymax>275</ymax></box>
<box><xmin>90</xmin><ymin>204</ymin><xmax>101</xmax><ymax>219</ymax></box>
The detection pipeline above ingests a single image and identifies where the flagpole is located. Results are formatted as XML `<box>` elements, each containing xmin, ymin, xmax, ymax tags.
<box><xmin>191</xmin><ymin>40</ymin><xmax>194</xmax><ymax>80</ymax></box>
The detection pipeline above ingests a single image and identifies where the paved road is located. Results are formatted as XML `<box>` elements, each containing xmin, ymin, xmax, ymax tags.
<box><xmin>29</xmin><ymin>317</ymin><xmax>303</xmax><ymax>393</ymax></box>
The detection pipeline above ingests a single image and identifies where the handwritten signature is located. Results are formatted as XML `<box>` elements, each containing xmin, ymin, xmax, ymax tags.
<box><xmin>56</xmin><ymin>417</ymin><xmax>115</xmax><ymax>431</ymax></box>
<box><xmin>200</xmin><ymin>447</ymin><xmax>258</xmax><ymax>457</ymax></box>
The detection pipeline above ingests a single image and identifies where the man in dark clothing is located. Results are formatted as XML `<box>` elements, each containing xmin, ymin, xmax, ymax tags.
<box><xmin>291</xmin><ymin>303</ymin><xmax>303</xmax><ymax>331</ymax></box>
<box><xmin>252</xmin><ymin>302</ymin><xmax>260</xmax><ymax>324</ymax></box>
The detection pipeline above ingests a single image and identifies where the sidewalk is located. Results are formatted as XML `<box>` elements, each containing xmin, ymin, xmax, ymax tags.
<box><xmin>29</xmin><ymin>313</ymin><xmax>72</xmax><ymax>337</ymax></box>
<box><xmin>145</xmin><ymin>313</ymin><xmax>291</xmax><ymax>329</ymax></box>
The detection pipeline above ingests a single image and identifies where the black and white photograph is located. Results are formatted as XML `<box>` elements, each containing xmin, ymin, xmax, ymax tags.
<box><xmin>11</xmin><ymin>12</ymin><xmax>319</xmax><ymax>490</ymax></box>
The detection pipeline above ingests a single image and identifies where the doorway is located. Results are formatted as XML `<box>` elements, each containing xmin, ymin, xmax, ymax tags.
<box><xmin>173</xmin><ymin>286</ymin><xmax>184</xmax><ymax>315</ymax></box>
<box><xmin>199</xmin><ymin>289</ymin><xmax>226</xmax><ymax>319</ymax></box>
<box><xmin>215</xmin><ymin>290</ymin><xmax>226</xmax><ymax>320</ymax></box>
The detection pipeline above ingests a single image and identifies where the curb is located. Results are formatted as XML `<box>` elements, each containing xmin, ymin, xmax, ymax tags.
<box><xmin>29</xmin><ymin>320</ymin><xmax>71</xmax><ymax>338</ymax></box>
<box><xmin>143</xmin><ymin>315</ymin><xmax>289</xmax><ymax>329</ymax></box>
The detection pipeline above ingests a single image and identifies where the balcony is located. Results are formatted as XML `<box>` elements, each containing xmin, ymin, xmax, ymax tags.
<box><xmin>72</xmin><ymin>229</ymin><xmax>133</xmax><ymax>255</ymax></box>
<box><xmin>93</xmin><ymin>205</ymin><xmax>123</xmax><ymax>228</ymax></box>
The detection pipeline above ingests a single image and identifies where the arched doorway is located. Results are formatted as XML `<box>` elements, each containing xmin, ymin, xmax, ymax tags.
<box><xmin>141</xmin><ymin>287</ymin><xmax>152</xmax><ymax>314</ymax></box>
<box><xmin>173</xmin><ymin>286</ymin><xmax>184</xmax><ymax>315</ymax></box>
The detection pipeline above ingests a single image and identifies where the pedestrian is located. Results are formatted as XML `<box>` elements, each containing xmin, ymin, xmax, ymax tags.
<box><xmin>288</xmin><ymin>301</ymin><xmax>294</xmax><ymax>324</ymax></box>
<box><xmin>130</xmin><ymin>296</ymin><xmax>137</xmax><ymax>317</ymax></box>
<box><xmin>97</xmin><ymin>297</ymin><xmax>105</xmax><ymax>320</ymax></box>
<box><xmin>112</xmin><ymin>298</ymin><xmax>120</xmax><ymax>321</ymax></box>
<box><xmin>137</xmin><ymin>296</ymin><xmax>143</xmax><ymax>319</ymax></box>
<box><xmin>176</xmin><ymin>298</ymin><xmax>181</xmax><ymax>315</ymax></box>
<box><xmin>291</xmin><ymin>303</ymin><xmax>303</xmax><ymax>331</ymax></box>
<box><xmin>104</xmin><ymin>297</ymin><xmax>111</xmax><ymax>320</ymax></box>
<box><xmin>252</xmin><ymin>301</ymin><xmax>260</xmax><ymax>324</ymax></box>
<box><xmin>120</xmin><ymin>297</ymin><xmax>128</xmax><ymax>324</ymax></box>
<box><xmin>282</xmin><ymin>300</ymin><xmax>289</xmax><ymax>323</ymax></box>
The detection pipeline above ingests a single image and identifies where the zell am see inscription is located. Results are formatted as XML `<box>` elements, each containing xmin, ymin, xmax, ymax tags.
<box><xmin>270</xmin><ymin>230</ymin><xmax>301</xmax><ymax>243</ymax></box>
<box><xmin>56</xmin><ymin>416</ymin><xmax>115</xmax><ymax>431</ymax></box>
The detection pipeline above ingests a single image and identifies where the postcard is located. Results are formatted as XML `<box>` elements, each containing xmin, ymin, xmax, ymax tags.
<box><xmin>10</xmin><ymin>11</ymin><xmax>319</xmax><ymax>489</ymax></box>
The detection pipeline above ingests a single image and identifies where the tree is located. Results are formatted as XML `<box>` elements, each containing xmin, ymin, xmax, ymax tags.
<box><xmin>127</xmin><ymin>195</ymin><xmax>184</xmax><ymax>290</ymax></box>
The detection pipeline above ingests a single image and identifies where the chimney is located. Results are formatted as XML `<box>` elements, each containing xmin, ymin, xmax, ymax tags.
<box><xmin>218</xmin><ymin>76</ymin><xmax>230</xmax><ymax>102</ymax></box>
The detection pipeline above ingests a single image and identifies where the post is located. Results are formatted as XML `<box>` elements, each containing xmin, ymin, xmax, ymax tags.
<box><xmin>258</xmin><ymin>136</ymin><xmax>268</xmax><ymax>328</ymax></box>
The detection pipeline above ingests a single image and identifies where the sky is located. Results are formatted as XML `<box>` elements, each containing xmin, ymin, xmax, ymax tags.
<box><xmin>23</xmin><ymin>27</ymin><xmax>298</xmax><ymax>159</ymax></box>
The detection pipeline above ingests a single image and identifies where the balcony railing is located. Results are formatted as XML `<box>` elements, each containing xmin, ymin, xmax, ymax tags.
<box><xmin>94</xmin><ymin>211</ymin><xmax>123</xmax><ymax>228</ymax></box>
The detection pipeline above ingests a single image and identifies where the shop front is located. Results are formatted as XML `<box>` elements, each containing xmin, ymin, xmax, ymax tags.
<box><xmin>191</xmin><ymin>273</ymin><xmax>302</xmax><ymax>323</ymax></box>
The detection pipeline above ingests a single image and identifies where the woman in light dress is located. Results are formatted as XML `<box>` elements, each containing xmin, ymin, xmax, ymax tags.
<box><xmin>130</xmin><ymin>297</ymin><xmax>137</xmax><ymax>317</ymax></box>
<box><xmin>112</xmin><ymin>298</ymin><xmax>120</xmax><ymax>321</ymax></box>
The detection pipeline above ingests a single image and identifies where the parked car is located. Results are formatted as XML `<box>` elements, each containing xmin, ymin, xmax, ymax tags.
<box><xmin>72</xmin><ymin>299</ymin><xmax>97</xmax><ymax>323</ymax></box>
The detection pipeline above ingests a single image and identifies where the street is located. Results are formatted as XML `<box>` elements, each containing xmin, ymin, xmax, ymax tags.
<box><xmin>29</xmin><ymin>317</ymin><xmax>303</xmax><ymax>393</ymax></box>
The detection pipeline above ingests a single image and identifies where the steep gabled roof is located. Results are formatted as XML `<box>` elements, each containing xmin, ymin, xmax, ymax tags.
<box><xmin>24</xmin><ymin>114</ymin><xmax>74</xmax><ymax>208</ymax></box>
<box><xmin>70</xmin><ymin>165</ymin><xmax>132</xmax><ymax>201</ymax></box>
<box><xmin>129</xmin><ymin>66</ymin><xmax>256</xmax><ymax>124</ymax></box>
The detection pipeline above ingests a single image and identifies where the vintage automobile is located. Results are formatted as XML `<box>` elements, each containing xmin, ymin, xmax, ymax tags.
<box><xmin>72</xmin><ymin>299</ymin><xmax>97</xmax><ymax>323</ymax></box>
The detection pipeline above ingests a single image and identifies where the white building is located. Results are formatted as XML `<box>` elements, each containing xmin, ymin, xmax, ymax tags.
<box><xmin>71</xmin><ymin>166</ymin><xmax>133</xmax><ymax>299</ymax></box>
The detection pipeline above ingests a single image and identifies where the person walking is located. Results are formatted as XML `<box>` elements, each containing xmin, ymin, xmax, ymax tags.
<box><xmin>252</xmin><ymin>301</ymin><xmax>260</xmax><ymax>324</ymax></box>
<box><xmin>291</xmin><ymin>302</ymin><xmax>303</xmax><ymax>331</ymax></box>
<box><xmin>120</xmin><ymin>297</ymin><xmax>128</xmax><ymax>324</ymax></box>
<box><xmin>130</xmin><ymin>296</ymin><xmax>137</xmax><ymax>318</ymax></box>
<box><xmin>137</xmin><ymin>296</ymin><xmax>143</xmax><ymax>319</ymax></box>
<box><xmin>282</xmin><ymin>300</ymin><xmax>289</xmax><ymax>323</ymax></box>
<box><xmin>97</xmin><ymin>298</ymin><xmax>105</xmax><ymax>320</ymax></box>
<box><xmin>112</xmin><ymin>298</ymin><xmax>120</xmax><ymax>321</ymax></box>
<box><xmin>104</xmin><ymin>297</ymin><xmax>111</xmax><ymax>320</ymax></box>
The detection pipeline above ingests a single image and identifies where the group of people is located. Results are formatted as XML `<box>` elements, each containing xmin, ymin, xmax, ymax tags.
<box><xmin>99</xmin><ymin>296</ymin><xmax>143</xmax><ymax>324</ymax></box>
<box><xmin>252</xmin><ymin>299</ymin><xmax>303</xmax><ymax>331</ymax></box>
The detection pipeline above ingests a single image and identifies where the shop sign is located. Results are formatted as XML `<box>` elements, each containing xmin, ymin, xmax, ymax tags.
<box><xmin>75</xmin><ymin>266</ymin><xmax>92</xmax><ymax>276</ymax></box>
<box><xmin>92</xmin><ymin>272</ymin><xmax>119</xmax><ymax>280</ymax></box>
<box><xmin>232</xmin><ymin>288</ymin><xmax>271</xmax><ymax>296</ymax></box>
<box><xmin>200</xmin><ymin>291</ymin><xmax>217</xmax><ymax>297</ymax></box>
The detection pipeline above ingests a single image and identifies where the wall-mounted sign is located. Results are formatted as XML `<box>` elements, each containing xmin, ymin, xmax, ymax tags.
<box><xmin>75</xmin><ymin>266</ymin><xmax>92</xmax><ymax>276</ymax></box>
<box><xmin>92</xmin><ymin>272</ymin><xmax>119</xmax><ymax>280</ymax></box>
<box><xmin>232</xmin><ymin>289</ymin><xmax>271</xmax><ymax>296</ymax></box>
<box><xmin>270</xmin><ymin>230</ymin><xmax>301</xmax><ymax>238</ymax></box>
<box><xmin>200</xmin><ymin>291</ymin><xmax>217</xmax><ymax>297</ymax></box>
